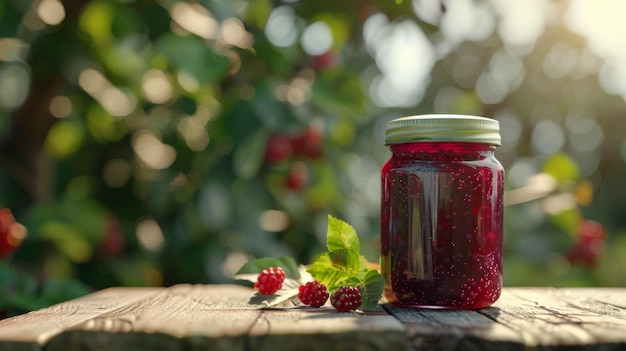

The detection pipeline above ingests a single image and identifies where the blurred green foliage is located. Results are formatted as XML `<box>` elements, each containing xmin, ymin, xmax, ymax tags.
<box><xmin>1</xmin><ymin>0</ymin><xmax>626</xmax><ymax>317</ymax></box>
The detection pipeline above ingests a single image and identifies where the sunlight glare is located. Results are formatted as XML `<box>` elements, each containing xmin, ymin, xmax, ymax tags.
<box><xmin>37</xmin><ymin>0</ymin><xmax>65</xmax><ymax>26</ymax></box>
<box><xmin>170</xmin><ymin>2</ymin><xmax>218</xmax><ymax>40</ymax></box>
<box><xmin>131</xmin><ymin>130</ymin><xmax>177</xmax><ymax>170</ymax></box>
<box><xmin>142</xmin><ymin>69</ymin><xmax>173</xmax><ymax>104</ymax></box>
<box><xmin>136</xmin><ymin>218</ymin><xmax>165</xmax><ymax>252</ymax></box>
<box><xmin>301</xmin><ymin>21</ymin><xmax>333</xmax><ymax>56</ymax></box>
<box><xmin>265</xmin><ymin>6</ymin><xmax>299</xmax><ymax>47</ymax></box>
<box><xmin>365</xmin><ymin>18</ymin><xmax>435</xmax><ymax>107</ymax></box>
<box><xmin>49</xmin><ymin>95</ymin><xmax>72</xmax><ymax>118</ymax></box>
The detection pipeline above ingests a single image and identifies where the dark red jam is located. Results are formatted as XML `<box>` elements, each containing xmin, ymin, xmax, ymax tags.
<box><xmin>381</xmin><ymin>142</ymin><xmax>504</xmax><ymax>309</ymax></box>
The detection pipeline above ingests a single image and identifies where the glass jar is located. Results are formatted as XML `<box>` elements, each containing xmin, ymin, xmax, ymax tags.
<box><xmin>380</xmin><ymin>114</ymin><xmax>504</xmax><ymax>309</ymax></box>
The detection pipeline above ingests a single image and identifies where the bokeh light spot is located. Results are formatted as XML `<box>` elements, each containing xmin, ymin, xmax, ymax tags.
<box><xmin>37</xmin><ymin>0</ymin><xmax>65</xmax><ymax>26</ymax></box>
<box><xmin>265</xmin><ymin>6</ymin><xmax>299</xmax><ymax>47</ymax></box>
<box><xmin>49</xmin><ymin>95</ymin><xmax>72</xmax><ymax>118</ymax></box>
<box><xmin>142</xmin><ymin>69</ymin><xmax>172</xmax><ymax>104</ymax></box>
<box><xmin>301</xmin><ymin>21</ymin><xmax>333</xmax><ymax>56</ymax></box>
<box><xmin>170</xmin><ymin>2</ymin><xmax>218</xmax><ymax>40</ymax></box>
<box><xmin>131</xmin><ymin>130</ymin><xmax>177</xmax><ymax>170</ymax></box>
<box><xmin>102</xmin><ymin>158</ymin><xmax>131</xmax><ymax>188</ymax></box>
<box><xmin>136</xmin><ymin>218</ymin><xmax>165</xmax><ymax>252</ymax></box>
<box><xmin>531</xmin><ymin>119</ymin><xmax>565</xmax><ymax>155</ymax></box>
<box><xmin>0</xmin><ymin>64</ymin><xmax>30</xmax><ymax>111</ymax></box>
<box><xmin>259</xmin><ymin>210</ymin><xmax>289</xmax><ymax>232</ymax></box>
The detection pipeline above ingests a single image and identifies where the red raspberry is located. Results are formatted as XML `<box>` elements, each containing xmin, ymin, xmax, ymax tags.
<box><xmin>566</xmin><ymin>220</ymin><xmax>606</xmax><ymax>266</ymax></box>
<box><xmin>0</xmin><ymin>208</ymin><xmax>26</xmax><ymax>258</ymax></box>
<box><xmin>298</xmin><ymin>281</ymin><xmax>329</xmax><ymax>308</ymax></box>
<box><xmin>265</xmin><ymin>134</ymin><xmax>293</xmax><ymax>164</ymax></box>
<box><xmin>254</xmin><ymin>267</ymin><xmax>285</xmax><ymax>295</ymax></box>
<box><xmin>330</xmin><ymin>286</ymin><xmax>362</xmax><ymax>312</ymax></box>
<box><xmin>285</xmin><ymin>161</ymin><xmax>308</xmax><ymax>191</ymax></box>
<box><xmin>290</xmin><ymin>124</ymin><xmax>322</xmax><ymax>159</ymax></box>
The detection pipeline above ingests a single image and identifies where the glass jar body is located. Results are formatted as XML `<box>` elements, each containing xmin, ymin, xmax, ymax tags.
<box><xmin>380</xmin><ymin>142</ymin><xmax>504</xmax><ymax>309</ymax></box>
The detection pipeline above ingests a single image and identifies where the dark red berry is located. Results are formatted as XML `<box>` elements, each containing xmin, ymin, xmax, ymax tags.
<box><xmin>285</xmin><ymin>161</ymin><xmax>308</xmax><ymax>191</ymax></box>
<box><xmin>567</xmin><ymin>220</ymin><xmax>606</xmax><ymax>266</ymax></box>
<box><xmin>290</xmin><ymin>124</ymin><xmax>322</xmax><ymax>159</ymax></box>
<box><xmin>0</xmin><ymin>208</ymin><xmax>27</xmax><ymax>258</ymax></box>
<box><xmin>311</xmin><ymin>51</ymin><xmax>338</xmax><ymax>70</ymax></box>
<box><xmin>254</xmin><ymin>267</ymin><xmax>286</xmax><ymax>295</ymax></box>
<box><xmin>265</xmin><ymin>134</ymin><xmax>293</xmax><ymax>164</ymax></box>
<box><xmin>98</xmin><ymin>215</ymin><xmax>125</xmax><ymax>256</ymax></box>
<box><xmin>298</xmin><ymin>281</ymin><xmax>329</xmax><ymax>308</ymax></box>
<box><xmin>330</xmin><ymin>286</ymin><xmax>362</xmax><ymax>312</ymax></box>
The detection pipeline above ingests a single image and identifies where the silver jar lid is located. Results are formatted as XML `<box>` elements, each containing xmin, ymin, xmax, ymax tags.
<box><xmin>385</xmin><ymin>114</ymin><xmax>501</xmax><ymax>146</ymax></box>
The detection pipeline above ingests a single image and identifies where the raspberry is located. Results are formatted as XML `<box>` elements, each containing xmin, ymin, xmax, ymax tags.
<box><xmin>265</xmin><ymin>134</ymin><xmax>293</xmax><ymax>164</ymax></box>
<box><xmin>285</xmin><ymin>161</ymin><xmax>308</xmax><ymax>191</ymax></box>
<box><xmin>290</xmin><ymin>124</ymin><xmax>322</xmax><ymax>159</ymax></box>
<box><xmin>0</xmin><ymin>208</ymin><xmax>26</xmax><ymax>258</ymax></box>
<box><xmin>298</xmin><ymin>281</ymin><xmax>329</xmax><ymax>308</ymax></box>
<box><xmin>330</xmin><ymin>286</ymin><xmax>362</xmax><ymax>312</ymax></box>
<box><xmin>254</xmin><ymin>267</ymin><xmax>285</xmax><ymax>295</ymax></box>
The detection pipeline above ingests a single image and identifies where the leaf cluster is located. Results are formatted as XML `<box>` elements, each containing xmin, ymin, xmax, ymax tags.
<box><xmin>235</xmin><ymin>215</ymin><xmax>383</xmax><ymax>311</ymax></box>
<box><xmin>306</xmin><ymin>215</ymin><xmax>383</xmax><ymax>311</ymax></box>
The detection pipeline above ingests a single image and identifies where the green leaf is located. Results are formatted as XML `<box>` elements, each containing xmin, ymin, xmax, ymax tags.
<box><xmin>40</xmin><ymin>222</ymin><xmax>93</xmax><ymax>263</ymax></box>
<box><xmin>306</xmin><ymin>250</ymin><xmax>364</xmax><ymax>292</ymax></box>
<box><xmin>155</xmin><ymin>34</ymin><xmax>230</xmax><ymax>85</ymax></box>
<box><xmin>78</xmin><ymin>1</ymin><xmax>114</xmax><ymax>45</ymax></box>
<box><xmin>359</xmin><ymin>269</ymin><xmax>385</xmax><ymax>311</ymax></box>
<box><xmin>232</xmin><ymin>130</ymin><xmax>268</xmax><ymax>179</ymax></box>
<box><xmin>542</xmin><ymin>152</ymin><xmax>579</xmax><ymax>184</ymax></box>
<box><xmin>44</xmin><ymin>120</ymin><xmax>85</xmax><ymax>159</ymax></box>
<box><xmin>312</xmin><ymin>70</ymin><xmax>368</xmax><ymax>115</ymax></box>
<box><xmin>330</xmin><ymin>248</ymin><xmax>364</xmax><ymax>271</ymax></box>
<box><xmin>235</xmin><ymin>256</ymin><xmax>301</xmax><ymax>280</ymax></box>
<box><xmin>244</xmin><ymin>0</ymin><xmax>272</xmax><ymax>28</ymax></box>
<box><xmin>550</xmin><ymin>207</ymin><xmax>580</xmax><ymax>237</ymax></box>
<box><xmin>326</xmin><ymin>215</ymin><xmax>360</xmax><ymax>252</ymax></box>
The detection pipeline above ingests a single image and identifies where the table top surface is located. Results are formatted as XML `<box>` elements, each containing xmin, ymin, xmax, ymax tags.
<box><xmin>0</xmin><ymin>285</ymin><xmax>625</xmax><ymax>351</ymax></box>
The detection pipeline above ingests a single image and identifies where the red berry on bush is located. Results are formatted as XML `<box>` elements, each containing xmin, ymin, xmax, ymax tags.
<box><xmin>290</xmin><ymin>124</ymin><xmax>322</xmax><ymax>159</ymax></box>
<box><xmin>567</xmin><ymin>219</ymin><xmax>606</xmax><ymax>266</ymax></box>
<box><xmin>285</xmin><ymin>161</ymin><xmax>308</xmax><ymax>191</ymax></box>
<box><xmin>265</xmin><ymin>134</ymin><xmax>293</xmax><ymax>164</ymax></box>
<box><xmin>254</xmin><ymin>267</ymin><xmax>286</xmax><ymax>295</ymax></box>
<box><xmin>0</xmin><ymin>208</ymin><xmax>27</xmax><ymax>258</ymax></box>
<box><xmin>330</xmin><ymin>286</ymin><xmax>362</xmax><ymax>312</ymax></box>
<box><xmin>311</xmin><ymin>51</ymin><xmax>338</xmax><ymax>70</ymax></box>
<box><xmin>98</xmin><ymin>215</ymin><xmax>125</xmax><ymax>256</ymax></box>
<box><xmin>298</xmin><ymin>281</ymin><xmax>329</xmax><ymax>308</ymax></box>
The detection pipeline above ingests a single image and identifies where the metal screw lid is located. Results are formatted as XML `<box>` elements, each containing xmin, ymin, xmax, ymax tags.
<box><xmin>385</xmin><ymin>114</ymin><xmax>501</xmax><ymax>146</ymax></box>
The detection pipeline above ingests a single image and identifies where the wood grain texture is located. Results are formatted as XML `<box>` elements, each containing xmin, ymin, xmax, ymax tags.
<box><xmin>0</xmin><ymin>287</ymin><xmax>161</xmax><ymax>351</ymax></box>
<box><xmin>479</xmin><ymin>288</ymin><xmax>626</xmax><ymax>351</ymax></box>
<box><xmin>46</xmin><ymin>284</ymin><xmax>262</xmax><ymax>351</ymax></box>
<box><xmin>248</xmin><ymin>308</ymin><xmax>407</xmax><ymax>351</ymax></box>
<box><xmin>386</xmin><ymin>303</ymin><xmax>523</xmax><ymax>351</ymax></box>
<box><xmin>1</xmin><ymin>286</ymin><xmax>626</xmax><ymax>351</ymax></box>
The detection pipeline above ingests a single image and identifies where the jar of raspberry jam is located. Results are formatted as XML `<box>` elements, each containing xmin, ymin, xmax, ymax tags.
<box><xmin>380</xmin><ymin>115</ymin><xmax>504</xmax><ymax>309</ymax></box>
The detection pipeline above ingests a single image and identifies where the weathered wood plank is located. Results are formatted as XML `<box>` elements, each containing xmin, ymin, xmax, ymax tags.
<box><xmin>0</xmin><ymin>287</ymin><xmax>161</xmax><ymax>351</ymax></box>
<box><xmin>385</xmin><ymin>303</ymin><xmax>524</xmax><ymax>351</ymax></box>
<box><xmin>557</xmin><ymin>288</ymin><xmax>626</xmax><ymax>319</ymax></box>
<box><xmin>248</xmin><ymin>308</ymin><xmax>407</xmax><ymax>351</ymax></box>
<box><xmin>478</xmin><ymin>288</ymin><xmax>626</xmax><ymax>350</ymax></box>
<box><xmin>2</xmin><ymin>285</ymin><xmax>626</xmax><ymax>351</ymax></box>
<box><xmin>47</xmin><ymin>284</ymin><xmax>407</xmax><ymax>351</ymax></box>
<box><xmin>45</xmin><ymin>284</ymin><xmax>262</xmax><ymax>351</ymax></box>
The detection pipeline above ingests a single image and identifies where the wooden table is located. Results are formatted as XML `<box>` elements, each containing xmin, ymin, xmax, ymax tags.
<box><xmin>0</xmin><ymin>285</ymin><xmax>625</xmax><ymax>351</ymax></box>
